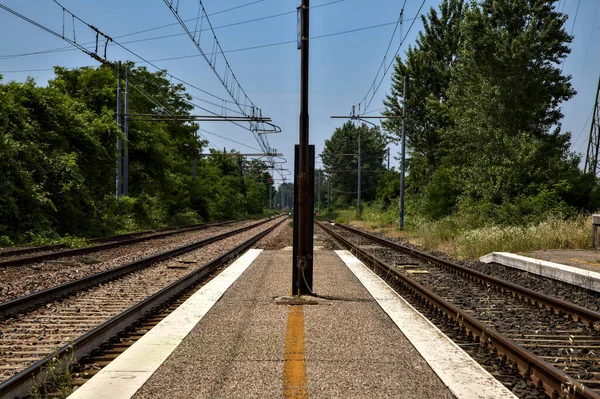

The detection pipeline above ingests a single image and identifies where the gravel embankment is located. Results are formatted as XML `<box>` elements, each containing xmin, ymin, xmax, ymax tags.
<box><xmin>0</xmin><ymin>220</ymin><xmax>263</xmax><ymax>303</ymax></box>
<box><xmin>0</xmin><ymin>218</ymin><xmax>281</xmax><ymax>383</ymax></box>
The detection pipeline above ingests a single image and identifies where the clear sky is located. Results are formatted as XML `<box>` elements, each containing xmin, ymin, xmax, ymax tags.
<box><xmin>0</xmin><ymin>0</ymin><xmax>598</xmax><ymax>187</ymax></box>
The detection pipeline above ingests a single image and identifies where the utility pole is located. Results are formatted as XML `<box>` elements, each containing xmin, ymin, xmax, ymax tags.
<box><xmin>357</xmin><ymin>127</ymin><xmax>361</xmax><ymax>215</ymax></box>
<box><xmin>327</xmin><ymin>174</ymin><xmax>330</xmax><ymax>213</ymax></box>
<box><xmin>123</xmin><ymin>66</ymin><xmax>130</xmax><ymax>196</ymax></box>
<box><xmin>192</xmin><ymin>130</ymin><xmax>198</xmax><ymax>179</ymax></box>
<box><xmin>387</xmin><ymin>147</ymin><xmax>390</xmax><ymax>170</ymax></box>
<box><xmin>116</xmin><ymin>61</ymin><xmax>122</xmax><ymax>197</ymax></box>
<box><xmin>317</xmin><ymin>169</ymin><xmax>321</xmax><ymax>214</ymax></box>
<box><xmin>399</xmin><ymin>76</ymin><xmax>407</xmax><ymax>230</ymax></box>
<box><xmin>293</xmin><ymin>0</ymin><xmax>312</xmax><ymax>296</ymax></box>
<box><xmin>585</xmin><ymin>75</ymin><xmax>600</xmax><ymax>175</ymax></box>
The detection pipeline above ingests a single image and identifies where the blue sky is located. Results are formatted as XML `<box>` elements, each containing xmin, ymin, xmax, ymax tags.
<box><xmin>0</xmin><ymin>0</ymin><xmax>598</xmax><ymax>186</ymax></box>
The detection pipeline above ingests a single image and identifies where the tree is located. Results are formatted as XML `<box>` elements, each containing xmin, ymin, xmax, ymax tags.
<box><xmin>0</xmin><ymin>65</ymin><xmax>272</xmax><ymax>244</ymax></box>
<box><xmin>445</xmin><ymin>0</ymin><xmax>581</xmax><ymax>221</ymax></box>
<box><xmin>321</xmin><ymin>122</ymin><xmax>387</xmax><ymax>207</ymax></box>
<box><xmin>382</xmin><ymin>0</ymin><xmax>465</xmax><ymax>190</ymax></box>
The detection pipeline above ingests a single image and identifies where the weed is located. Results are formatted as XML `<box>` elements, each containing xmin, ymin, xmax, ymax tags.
<box><xmin>29</xmin><ymin>345</ymin><xmax>75</xmax><ymax>399</ymax></box>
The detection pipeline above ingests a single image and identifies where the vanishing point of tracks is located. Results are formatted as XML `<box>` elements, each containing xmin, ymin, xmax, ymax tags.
<box><xmin>0</xmin><ymin>216</ymin><xmax>287</xmax><ymax>398</ymax></box>
<box><xmin>318</xmin><ymin>221</ymin><xmax>600</xmax><ymax>399</ymax></box>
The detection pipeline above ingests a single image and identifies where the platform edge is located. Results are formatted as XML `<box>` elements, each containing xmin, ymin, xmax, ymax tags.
<box><xmin>335</xmin><ymin>249</ymin><xmax>516</xmax><ymax>399</ymax></box>
<box><xmin>68</xmin><ymin>248</ymin><xmax>264</xmax><ymax>399</ymax></box>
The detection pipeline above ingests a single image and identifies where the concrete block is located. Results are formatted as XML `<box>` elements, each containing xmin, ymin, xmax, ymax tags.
<box><xmin>480</xmin><ymin>252</ymin><xmax>600</xmax><ymax>292</ymax></box>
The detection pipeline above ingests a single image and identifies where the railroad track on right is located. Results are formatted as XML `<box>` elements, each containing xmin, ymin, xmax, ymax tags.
<box><xmin>318</xmin><ymin>221</ymin><xmax>600</xmax><ymax>399</ymax></box>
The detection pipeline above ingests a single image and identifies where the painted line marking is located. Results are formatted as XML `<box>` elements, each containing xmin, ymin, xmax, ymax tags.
<box><xmin>335</xmin><ymin>250</ymin><xmax>516</xmax><ymax>399</ymax></box>
<box><xmin>282</xmin><ymin>305</ymin><xmax>308</xmax><ymax>399</ymax></box>
<box><xmin>69</xmin><ymin>249</ymin><xmax>263</xmax><ymax>399</ymax></box>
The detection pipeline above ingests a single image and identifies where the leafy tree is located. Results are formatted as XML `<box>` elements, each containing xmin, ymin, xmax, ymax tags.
<box><xmin>0</xmin><ymin>65</ymin><xmax>272</xmax><ymax>244</ymax></box>
<box><xmin>446</xmin><ymin>0</ymin><xmax>581</xmax><ymax>219</ymax></box>
<box><xmin>382</xmin><ymin>0</ymin><xmax>465</xmax><ymax>190</ymax></box>
<box><xmin>321</xmin><ymin>121</ymin><xmax>387</xmax><ymax>207</ymax></box>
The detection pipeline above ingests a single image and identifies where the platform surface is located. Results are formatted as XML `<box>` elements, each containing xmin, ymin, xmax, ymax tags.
<box><xmin>518</xmin><ymin>249</ymin><xmax>600</xmax><ymax>271</ymax></box>
<box><xmin>73</xmin><ymin>248</ymin><xmax>515</xmax><ymax>398</ymax></box>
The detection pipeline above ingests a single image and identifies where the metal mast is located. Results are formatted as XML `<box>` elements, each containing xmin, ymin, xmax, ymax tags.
<box><xmin>585</xmin><ymin>76</ymin><xmax>600</xmax><ymax>175</ymax></box>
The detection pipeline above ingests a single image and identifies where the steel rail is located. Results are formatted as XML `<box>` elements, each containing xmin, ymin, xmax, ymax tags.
<box><xmin>0</xmin><ymin>217</ymin><xmax>280</xmax><ymax>319</ymax></box>
<box><xmin>0</xmin><ymin>222</ymin><xmax>228</xmax><ymax>259</ymax></box>
<box><xmin>317</xmin><ymin>221</ymin><xmax>600</xmax><ymax>399</ymax></box>
<box><xmin>0</xmin><ymin>216</ymin><xmax>287</xmax><ymax>399</ymax></box>
<box><xmin>0</xmin><ymin>220</ymin><xmax>236</xmax><ymax>267</ymax></box>
<box><xmin>328</xmin><ymin>221</ymin><xmax>600</xmax><ymax>327</ymax></box>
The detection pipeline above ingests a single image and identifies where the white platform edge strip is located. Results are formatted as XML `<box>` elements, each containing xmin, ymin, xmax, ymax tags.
<box><xmin>69</xmin><ymin>248</ymin><xmax>263</xmax><ymax>399</ymax></box>
<box><xmin>480</xmin><ymin>252</ymin><xmax>600</xmax><ymax>293</ymax></box>
<box><xmin>335</xmin><ymin>250</ymin><xmax>516</xmax><ymax>399</ymax></box>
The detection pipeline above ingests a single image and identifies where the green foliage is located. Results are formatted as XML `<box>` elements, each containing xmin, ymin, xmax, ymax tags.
<box><xmin>382</xmin><ymin>0</ymin><xmax>464</xmax><ymax>189</ymax></box>
<box><xmin>372</xmin><ymin>0</ymin><xmax>600</xmax><ymax>227</ymax></box>
<box><xmin>322</xmin><ymin>121</ymin><xmax>388</xmax><ymax>207</ymax></box>
<box><xmin>0</xmin><ymin>65</ymin><xmax>271</xmax><ymax>244</ymax></box>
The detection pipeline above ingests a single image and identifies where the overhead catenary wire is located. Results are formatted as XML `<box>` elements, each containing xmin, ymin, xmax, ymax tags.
<box><xmin>162</xmin><ymin>0</ymin><xmax>286</xmax><ymax>178</ymax></box>
<box><xmin>561</xmin><ymin>0</ymin><xmax>581</xmax><ymax>73</ymax></box>
<box><xmin>360</xmin><ymin>0</ymin><xmax>427</xmax><ymax>116</ymax></box>
<box><xmin>354</xmin><ymin>0</ymin><xmax>407</xmax><ymax>116</ymax></box>
<box><xmin>0</xmin><ymin>1</ymin><xmax>277</xmax><ymax>165</ymax></box>
<box><xmin>0</xmin><ymin>0</ymin><xmax>349</xmax><ymax>62</ymax></box>
<box><xmin>0</xmin><ymin>15</ymin><xmax>416</xmax><ymax>63</ymax></box>
<box><xmin>0</xmin><ymin>1</ymin><xmax>236</xmax><ymax>109</ymax></box>
<box><xmin>200</xmin><ymin>129</ymin><xmax>262</xmax><ymax>152</ymax></box>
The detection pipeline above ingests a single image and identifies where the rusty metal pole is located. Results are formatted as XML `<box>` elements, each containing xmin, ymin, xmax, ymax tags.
<box><xmin>294</xmin><ymin>0</ymin><xmax>311</xmax><ymax>295</ymax></box>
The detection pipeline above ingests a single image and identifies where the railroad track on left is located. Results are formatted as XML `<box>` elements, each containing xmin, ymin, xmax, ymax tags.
<box><xmin>0</xmin><ymin>216</ymin><xmax>286</xmax><ymax>398</ymax></box>
<box><xmin>0</xmin><ymin>220</ymin><xmax>237</xmax><ymax>267</ymax></box>
<box><xmin>0</xmin><ymin>220</ymin><xmax>257</xmax><ymax>304</ymax></box>
<box><xmin>318</xmin><ymin>221</ymin><xmax>600</xmax><ymax>399</ymax></box>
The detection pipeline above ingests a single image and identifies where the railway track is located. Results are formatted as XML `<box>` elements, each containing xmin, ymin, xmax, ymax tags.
<box><xmin>318</xmin><ymin>221</ymin><xmax>600</xmax><ymax>399</ymax></box>
<box><xmin>0</xmin><ymin>224</ymin><xmax>185</xmax><ymax>259</ymax></box>
<box><xmin>0</xmin><ymin>216</ymin><xmax>286</xmax><ymax>398</ymax></box>
<box><xmin>0</xmin><ymin>220</ymin><xmax>259</xmax><ymax>304</ymax></box>
<box><xmin>0</xmin><ymin>220</ymin><xmax>238</xmax><ymax>267</ymax></box>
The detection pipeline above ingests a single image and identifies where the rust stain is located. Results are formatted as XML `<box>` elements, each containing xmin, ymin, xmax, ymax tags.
<box><xmin>282</xmin><ymin>305</ymin><xmax>308</xmax><ymax>399</ymax></box>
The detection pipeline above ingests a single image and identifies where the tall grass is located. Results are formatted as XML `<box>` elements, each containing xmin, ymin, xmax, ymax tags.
<box><xmin>335</xmin><ymin>204</ymin><xmax>398</xmax><ymax>228</ymax></box>
<box><xmin>453</xmin><ymin>215</ymin><xmax>591</xmax><ymax>258</ymax></box>
<box><xmin>335</xmin><ymin>204</ymin><xmax>592</xmax><ymax>259</ymax></box>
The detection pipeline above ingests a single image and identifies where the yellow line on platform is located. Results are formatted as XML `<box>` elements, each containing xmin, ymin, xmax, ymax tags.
<box><xmin>282</xmin><ymin>305</ymin><xmax>308</xmax><ymax>399</ymax></box>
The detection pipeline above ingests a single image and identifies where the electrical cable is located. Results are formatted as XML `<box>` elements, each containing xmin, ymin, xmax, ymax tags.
<box><xmin>355</xmin><ymin>0</ymin><xmax>407</xmax><ymax>116</ymax></box>
<box><xmin>360</xmin><ymin>0</ymin><xmax>427</xmax><ymax>115</ymax></box>
<box><xmin>0</xmin><ymin>1</ymin><xmax>236</xmax><ymax>108</ymax></box>
<box><xmin>561</xmin><ymin>0</ymin><xmax>581</xmax><ymax>73</ymax></box>
<box><xmin>200</xmin><ymin>128</ymin><xmax>263</xmax><ymax>151</ymax></box>
<box><xmin>0</xmin><ymin>5</ymin><xmax>404</xmax><ymax>63</ymax></box>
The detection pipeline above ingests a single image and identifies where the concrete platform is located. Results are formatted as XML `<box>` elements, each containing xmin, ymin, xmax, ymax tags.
<box><xmin>481</xmin><ymin>251</ymin><xmax>600</xmax><ymax>292</ymax></box>
<box><xmin>72</xmin><ymin>249</ymin><xmax>515</xmax><ymax>398</ymax></box>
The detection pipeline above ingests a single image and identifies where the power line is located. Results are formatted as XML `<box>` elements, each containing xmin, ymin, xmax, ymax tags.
<box><xmin>200</xmin><ymin>128</ymin><xmax>262</xmax><ymax>152</ymax></box>
<box><xmin>162</xmin><ymin>0</ymin><xmax>258</xmax><ymax>117</ymax></box>
<box><xmin>561</xmin><ymin>0</ymin><xmax>581</xmax><ymax>73</ymax></box>
<box><xmin>0</xmin><ymin>0</ymin><xmax>369</xmax><ymax>62</ymax></box>
<box><xmin>0</xmin><ymin>1</ymin><xmax>235</xmax><ymax>109</ymax></box>
<box><xmin>360</xmin><ymin>0</ymin><xmax>427</xmax><ymax>116</ymax></box>
<box><xmin>0</xmin><ymin>0</ymin><xmax>266</xmax><ymax>60</ymax></box>
<box><xmin>0</xmin><ymin>3</ymin><xmax>113</xmax><ymax>65</ymax></box>
<box><xmin>0</xmin><ymin>17</ymin><xmax>417</xmax><ymax>72</ymax></box>
<box><xmin>354</xmin><ymin>0</ymin><xmax>406</xmax><ymax>116</ymax></box>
